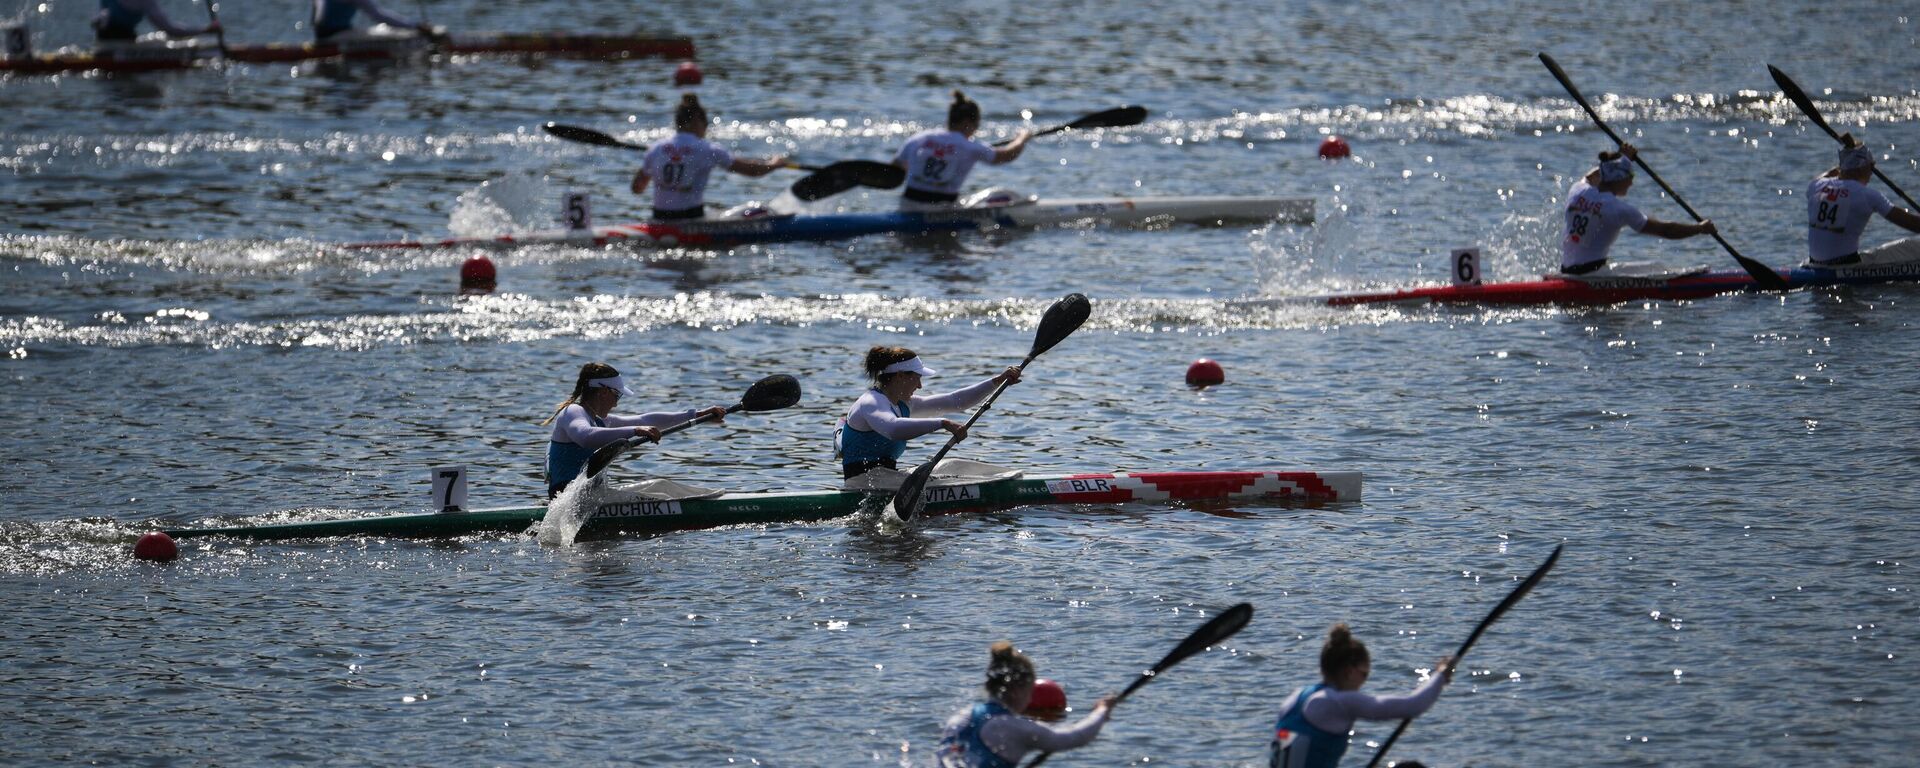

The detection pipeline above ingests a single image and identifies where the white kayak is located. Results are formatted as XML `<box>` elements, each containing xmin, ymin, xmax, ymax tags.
<box><xmin>344</xmin><ymin>192</ymin><xmax>1315</xmax><ymax>250</ymax></box>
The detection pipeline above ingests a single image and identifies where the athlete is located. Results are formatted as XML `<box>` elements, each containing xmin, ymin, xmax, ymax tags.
<box><xmin>91</xmin><ymin>0</ymin><xmax>219</xmax><ymax>43</ymax></box>
<box><xmin>1804</xmin><ymin>135</ymin><xmax>1920</xmax><ymax>266</ymax></box>
<box><xmin>893</xmin><ymin>90</ymin><xmax>1032</xmax><ymax>210</ymax></box>
<box><xmin>540</xmin><ymin>362</ymin><xmax>728</xmax><ymax>498</ymax></box>
<box><xmin>836</xmin><ymin>345</ymin><xmax>1019</xmax><ymax>480</ymax></box>
<box><xmin>1559</xmin><ymin>144</ymin><xmax>1716</xmax><ymax>275</ymax></box>
<box><xmin>937</xmin><ymin>641</ymin><xmax>1113</xmax><ymax>768</ymax></box>
<box><xmin>1267</xmin><ymin>623</ymin><xmax>1453</xmax><ymax>768</ymax></box>
<box><xmin>630</xmin><ymin>94</ymin><xmax>788</xmax><ymax>220</ymax></box>
<box><xmin>311</xmin><ymin>0</ymin><xmax>439</xmax><ymax>42</ymax></box>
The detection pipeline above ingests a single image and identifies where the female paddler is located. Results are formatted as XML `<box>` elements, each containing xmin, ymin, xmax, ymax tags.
<box><xmin>937</xmin><ymin>641</ymin><xmax>1113</xmax><ymax>767</ymax></box>
<box><xmin>892</xmin><ymin>91</ymin><xmax>1031</xmax><ymax>210</ymax></box>
<box><xmin>1559</xmin><ymin>143</ymin><xmax>1716</xmax><ymax>275</ymax></box>
<box><xmin>631</xmin><ymin>94</ymin><xmax>788</xmax><ymax>221</ymax></box>
<box><xmin>837</xmin><ymin>346</ymin><xmax>1019</xmax><ymax>481</ymax></box>
<box><xmin>541</xmin><ymin>362</ymin><xmax>727</xmax><ymax>497</ymax></box>
<box><xmin>1267</xmin><ymin>623</ymin><xmax>1453</xmax><ymax>768</ymax></box>
<box><xmin>91</xmin><ymin>0</ymin><xmax>220</xmax><ymax>43</ymax></box>
<box><xmin>1804</xmin><ymin>135</ymin><xmax>1920</xmax><ymax>267</ymax></box>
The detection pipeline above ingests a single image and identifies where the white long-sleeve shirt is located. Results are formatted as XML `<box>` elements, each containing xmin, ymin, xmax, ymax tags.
<box><xmin>1295</xmin><ymin>673</ymin><xmax>1447</xmax><ymax>736</ymax></box>
<box><xmin>548</xmin><ymin>404</ymin><xmax>695</xmax><ymax>451</ymax></box>
<box><xmin>843</xmin><ymin>376</ymin><xmax>999</xmax><ymax>441</ymax></box>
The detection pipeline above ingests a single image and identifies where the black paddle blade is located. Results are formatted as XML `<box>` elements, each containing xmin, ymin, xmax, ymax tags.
<box><xmin>583</xmin><ymin>436</ymin><xmax>633</xmax><ymax>481</ymax></box>
<box><xmin>889</xmin><ymin>459</ymin><xmax>939</xmax><ymax>521</ymax></box>
<box><xmin>543</xmin><ymin>122</ymin><xmax>646</xmax><ymax>151</ymax></box>
<box><xmin>1028</xmin><ymin>293</ymin><xmax>1092</xmax><ymax>360</ymax></box>
<box><xmin>1767</xmin><ymin>65</ymin><xmax>1837</xmax><ymax>138</ymax></box>
<box><xmin>1067</xmin><ymin>105</ymin><xmax>1149</xmax><ymax>131</ymax></box>
<box><xmin>1118</xmin><ymin>602</ymin><xmax>1254</xmax><ymax>701</ymax></box>
<box><xmin>789</xmin><ymin>161</ymin><xmax>906</xmax><ymax>202</ymax></box>
<box><xmin>741</xmin><ymin>374</ymin><xmax>803</xmax><ymax>412</ymax></box>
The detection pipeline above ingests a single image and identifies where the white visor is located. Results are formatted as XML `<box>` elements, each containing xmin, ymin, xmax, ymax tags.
<box><xmin>879</xmin><ymin>356</ymin><xmax>936</xmax><ymax>378</ymax></box>
<box><xmin>587</xmin><ymin>374</ymin><xmax>636</xmax><ymax>396</ymax></box>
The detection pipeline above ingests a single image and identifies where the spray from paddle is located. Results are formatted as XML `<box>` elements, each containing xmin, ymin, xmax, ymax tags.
<box><xmin>536</xmin><ymin>474</ymin><xmax>607</xmax><ymax>546</ymax></box>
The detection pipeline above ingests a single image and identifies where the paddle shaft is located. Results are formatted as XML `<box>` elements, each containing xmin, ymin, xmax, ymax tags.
<box><xmin>1769</xmin><ymin>65</ymin><xmax>1920</xmax><ymax>210</ymax></box>
<box><xmin>1026</xmin><ymin>602</ymin><xmax>1254</xmax><ymax>768</ymax></box>
<box><xmin>914</xmin><ymin>357</ymin><xmax>1030</xmax><ymax>475</ymax></box>
<box><xmin>543</xmin><ymin>124</ymin><xmax>880</xmax><ymax>173</ymax></box>
<box><xmin>1365</xmin><ymin>545</ymin><xmax>1564</xmax><ymax>768</ymax></box>
<box><xmin>994</xmin><ymin>106</ymin><xmax>1147</xmax><ymax>147</ymax></box>
<box><xmin>206</xmin><ymin>2</ymin><xmax>226</xmax><ymax>54</ymax></box>
<box><xmin>1540</xmin><ymin>54</ymin><xmax>1786</xmax><ymax>290</ymax></box>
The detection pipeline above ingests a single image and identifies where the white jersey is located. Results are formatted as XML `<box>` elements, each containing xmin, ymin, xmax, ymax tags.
<box><xmin>1560</xmin><ymin>180</ymin><xmax>1649</xmax><ymax>270</ymax></box>
<box><xmin>1288</xmin><ymin>675</ymin><xmax>1446</xmax><ymax>737</ymax></box>
<box><xmin>548</xmin><ymin>403</ymin><xmax>695</xmax><ymax>451</ymax></box>
<box><xmin>842</xmin><ymin>377</ymin><xmax>999</xmax><ymax>438</ymax></box>
<box><xmin>895</xmin><ymin>130</ymin><xmax>997</xmax><ymax>196</ymax></box>
<box><xmin>641</xmin><ymin>132</ymin><xmax>735</xmax><ymax>213</ymax></box>
<box><xmin>1807</xmin><ymin>176</ymin><xmax>1893</xmax><ymax>263</ymax></box>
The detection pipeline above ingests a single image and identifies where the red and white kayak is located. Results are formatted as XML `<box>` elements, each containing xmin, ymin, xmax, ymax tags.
<box><xmin>1242</xmin><ymin>238</ymin><xmax>1920</xmax><ymax>308</ymax></box>
<box><xmin>0</xmin><ymin>32</ymin><xmax>693</xmax><ymax>75</ymax></box>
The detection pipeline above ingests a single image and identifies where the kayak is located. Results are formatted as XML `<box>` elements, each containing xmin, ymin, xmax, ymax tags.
<box><xmin>0</xmin><ymin>32</ymin><xmax>693</xmax><ymax>75</ymax></box>
<box><xmin>342</xmin><ymin>195</ymin><xmax>1317</xmax><ymax>250</ymax></box>
<box><xmin>1246</xmin><ymin>237</ymin><xmax>1920</xmax><ymax>308</ymax></box>
<box><xmin>161</xmin><ymin>469</ymin><xmax>1361</xmax><ymax>541</ymax></box>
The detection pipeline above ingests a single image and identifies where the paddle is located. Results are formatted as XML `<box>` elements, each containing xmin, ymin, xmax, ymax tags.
<box><xmin>582</xmin><ymin>374</ymin><xmax>802</xmax><ymax>482</ymax></box>
<box><xmin>1025</xmin><ymin>602</ymin><xmax>1254</xmax><ymax>767</ymax></box>
<box><xmin>1539</xmin><ymin>53</ymin><xmax>1790</xmax><ymax>291</ymax></box>
<box><xmin>787</xmin><ymin>106</ymin><xmax>1148</xmax><ymax>201</ymax></box>
<box><xmin>995</xmin><ymin>105</ymin><xmax>1150</xmax><ymax>147</ymax></box>
<box><xmin>889</xmin><ymin>293</ymin><xmax>1092</xmax><ymax>521</ymax></box>
<box><xmin>205</xmin><ymin>1</ymin><xmax>227</xmax><ymax>57</ymax></box>
<box><xmin>1365</xmin><ymin>544</ymin><xmax>1565</xmax><ymax>768</ymax></box>
<box><xmin>541</xmin><ymin>122</ymin><xmax>906</xmax><ymax>200</ymax></box>
<box><xmin>1767</xmin><ymin>65</ymin><xmax>1920</xmax><ymax>211</ymax></box>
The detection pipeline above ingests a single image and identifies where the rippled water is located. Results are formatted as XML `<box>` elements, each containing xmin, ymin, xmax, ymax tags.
<box><xmin>5</xmin><ymin>0</ymin><xmax>1919</xmax><ymax>764</ymax></box>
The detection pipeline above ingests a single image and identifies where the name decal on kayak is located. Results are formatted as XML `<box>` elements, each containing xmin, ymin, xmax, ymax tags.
<box><xmin>922</xmin><ymin>484</ymin><xmax>981</xmax><ymax>503</ymax></box>
<box><xmin>1045</xmin><ymin>477</ymin><xmax>1114</xmax><ymax>495</ymax></box>
<box><xmin>595</xmin><ymin>500</ymin><xmax>685</xmax><ymax>518</ymax></box>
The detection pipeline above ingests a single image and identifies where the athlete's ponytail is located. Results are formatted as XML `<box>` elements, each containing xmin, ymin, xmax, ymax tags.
<box><xmin>1318</xmin><ymin>622</ymin><xmax>1370</xmax><ymax>680</ymax></box>
<box><xmin>947</xmin><ymin>90</ymin><xmax>981</xmax><ymax>131</ymax></box>
<box><xmin>674</xmin><ymin>93</ymin><xmax>708</xmax><ymax>133</ymax></box>
<box><xmin>983</xmin><ymin>640</ymin><xmax>1036</xmax><ymax>700</ymax></box>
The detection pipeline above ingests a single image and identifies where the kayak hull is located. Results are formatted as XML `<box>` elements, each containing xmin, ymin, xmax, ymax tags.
<box><xmin>1</xmin><ymin>33</ymin><xmax>692</xmax><ymax>74</ymax></box>
<box><xmin>162</xmin><ymin>470</ymin><xmax>1361</xmax><ymax>541</ymax></box>
<box><xmin>1249</xmin><ymin>237</ymin><xmax>1920</xmax><ymax>308</ymax></box>
<box><xmin>343</xmin><ymin>196</ymin><xmax>1317</xmax><ymax>250</ymax></box>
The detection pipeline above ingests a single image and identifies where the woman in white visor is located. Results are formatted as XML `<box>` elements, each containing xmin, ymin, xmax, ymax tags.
<box><xmin>838</xmin><ymin>345</ymin><xmax>1020</xmax><ymax>479</ymax></box>
<box><xmin>541</xmin><ymin>362</ymin><xmax>728</xmax><ymax>497</ymax></box>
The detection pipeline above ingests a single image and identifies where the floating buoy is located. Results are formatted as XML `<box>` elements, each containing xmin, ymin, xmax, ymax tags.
<box><xmin>1186</xmin><ymin>358</ymin><xmax>1225</xmax><ymax>387</ymax></box>
<box><xmin>459</xmin><ymin>256</ymin><xmax>497</xmax><ymax>294</ymax></box>
<box><xmin>1026</xmin><ymin>678</ymin><xmax>1068</xmax><ymax>720</ymax></box>
<box><xmin>672</xmin><ymin>60</ymin><xmax>703</xmax><ymax>87</ymax></box>
<box><xmin>1318</xmin><ymin>136</ymin><xmax>1351</xmax><ymax>159</ymax></box>
<box><xmin>133</xmin><ymin>531</ymin><xmax>178</xmax><ymax>562</ymax></box>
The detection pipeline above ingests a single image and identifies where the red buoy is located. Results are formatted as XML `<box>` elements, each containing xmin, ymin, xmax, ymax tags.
<box><xmin>460</xmin><ymin>256</ymin><xmax>497</xmax><ymax>294</ymax></box>
<box><xmin>133</xmin><ymin>531</ymin><xmax>178</xmax><ymax>562</ymax></box>
<box><xmin>1318</xmin><ymin>136</ymin><xmax>1351</xmax><ymax>159</ymax></box>
<box><xmin>672</xmin><ymin>61</ymin><xmax>703</xmax><ymax>87</ymax></box>
<box><xmin>1186</xmin><ymin>358</ymin><xmax>1225</xmax><ymax>387</ymax></box>
<box><xmin>1026</xmin><ymin>678</ymin><xmax>1068</xmax><ymax>720</ymax></box>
